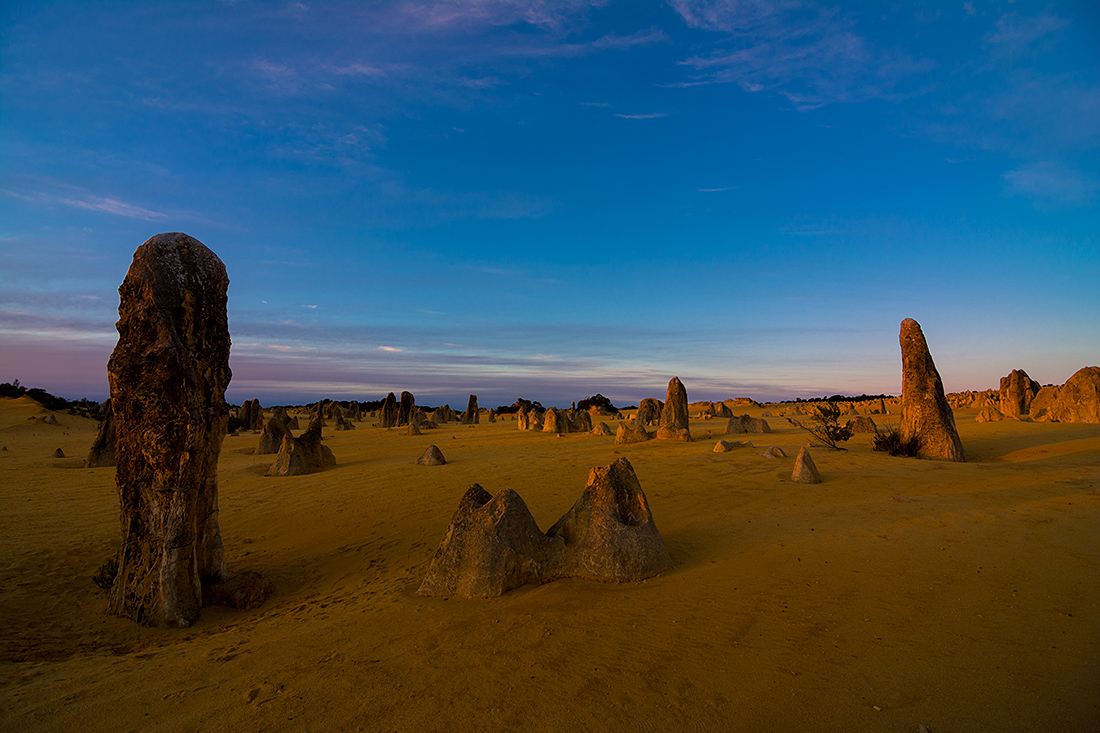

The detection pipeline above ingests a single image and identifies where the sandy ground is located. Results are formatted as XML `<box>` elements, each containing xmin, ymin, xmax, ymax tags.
<box><xmin>1</xmin><ymin>394</ymin><xmax>1098</xmax><ymax>732</ymax></box>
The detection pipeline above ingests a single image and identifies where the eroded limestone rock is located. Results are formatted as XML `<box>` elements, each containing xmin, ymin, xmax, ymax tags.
<box><xmin>1000</xmin><ymin>369</ymin><xmax>1040</xmax><ymax>419</ymax></box>
<box><xmin>655</xmin><ymin>377</ymin><xmax>692</xmax><ymax>442</ymax></box>
<box><xmin>899</xmin><ymin>318</ymin><xmax>965</xmax><ymax>462</ymax></box>
<box><xmin>106</xmin><ymin>233</ymin><xmax>242</xmax><ymax>628</ymax></box>
<box><xmin>1047</xmin><ymin>367</ymin><xmax>1100</xmax><ymax>423</ymax></box>
<box><xmin>416</xmin><ymin>444</ymin><xmax>447</xmax><ymax>465</ymax></box>
<box><xmin>255</xmin><ymin>416</ymin><xmax>291</xmax><ymax>454</ymax></box>
<box><xmin>791</xmin><ymin>447</ymin><xmax>822</xmax><ymax>484</ymax></box>
<box><xmin>267</xmin><ymin>415</ymin><xmax>335</xmax><ymax>476</ymax></box>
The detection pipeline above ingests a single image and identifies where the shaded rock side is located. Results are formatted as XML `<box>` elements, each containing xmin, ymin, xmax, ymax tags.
<box><xmin>417</xmin><ymin>485</ymin><xmax>561</xmax><ymax>598</ymax></box>
<box><xmin>255</xmin><ymin>416</ymin><xmax>291</xmax><ymax>454</ymax></box>
<box><xmin>899</xmin><ymin>318</ymin><xmax>965</xmax><ymax>462</ymax></box>
<box><xmin>1000</xmin><ymin>369</ymin><xmax>1041</xmax><ymax>419</ymax></box>
<box><xmin>1028</xmin><ymin>385</ymin><xmax>1061</xmax><ymax>421</ymax></box>
<box><xmin>105</xmin><ymin>233</ymin><xmax>232</xmax><ymax>628</ymax></box>
<box><xmin>416</xmin><ymin>444</ymin><xmax>447</xmax><ymax>465</ymax></box>
<box><xmin>636</xmin><ymin>398</ymin><xmax>662</xmax><ymax>427</ymax></box>
<box><xmin>85</xmin><ymin>398</ymin><xmax>116</xmax><ymax>468</ymax></box>
<box><xmin>398</xmin><ymin>391</ymin><xmax>416</xmax><ymax>427</ymax></box>
<box><xmin>547</xmin><ymin>458</ymin><xmax>672</xmax><ymax>583</ymax></box>
<box><xmin>267</xmin><ymin>415</ymin><xmax>335</xmax><ymax>476</ymax></box>
<box><xmin>791</xmin><ymin>447</ymin><xmax>822</xmax><ymax>484</ymax></box>
<box><xmin>656</xmin><ymin>377</ymin><xmax>692</xmax><ymax>441</ymax></box>
<box><xmin>1047</xmin><ymin>366</ymin><xmax>1100</xmax><ymax>423</ymax></box>
<box><xmin>460</xmin><ymin>394</ymin><xmax>480</xmax><ymax>424</ymax></box>
<box><xmin>379</xmin><ymin>393</ymin><xmax>399</xmax><ymax>428</ymax></box>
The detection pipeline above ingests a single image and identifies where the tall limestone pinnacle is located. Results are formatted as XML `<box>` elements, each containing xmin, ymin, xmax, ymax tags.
<box><xmin>899</xmin><ymin>318</ymin><xmax>965</xmax><ymax>462</ymax></box>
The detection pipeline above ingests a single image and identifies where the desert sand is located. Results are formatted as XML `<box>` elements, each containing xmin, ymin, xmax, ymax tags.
<box><xmin>1</xmin><ymin>394</ymin><xmax>1098</xmax><ymax>732</ymax></box>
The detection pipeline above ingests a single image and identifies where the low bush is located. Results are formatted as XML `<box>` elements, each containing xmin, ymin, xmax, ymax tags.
<box><xmin>872</xmin><ymin>428</ymin><xmax>922</xmax><ymax>457</ymax></box>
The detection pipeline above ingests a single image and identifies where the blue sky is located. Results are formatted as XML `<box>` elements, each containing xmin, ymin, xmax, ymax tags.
<box><xmin>2</xmin><ymin>0</ymin><xmax>1098</xmax><ymax>408</ymax></box>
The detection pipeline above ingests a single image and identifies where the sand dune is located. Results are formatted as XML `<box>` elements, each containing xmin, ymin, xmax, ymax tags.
<box><xmin>1</xmin><ymin>396</ymin><xmax>1098</xmax><ymax>731</ymax></box>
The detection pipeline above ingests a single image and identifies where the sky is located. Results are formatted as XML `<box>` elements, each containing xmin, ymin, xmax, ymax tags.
<box><xmin>1</xmin><ymin>0</ymin><xmax>1098</xmax><ymax>408</ymax></box>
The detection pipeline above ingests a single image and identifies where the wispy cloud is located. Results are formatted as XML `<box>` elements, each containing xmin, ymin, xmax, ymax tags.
<box><xmin>671</xmin><ymin>0</ymin><xmax>930</xmax><ymax>110</ymax></box>
<box><xmin>697</xmin><ymin>186</ymin><xmax>737</xmax><ymax>192</ymax></box>
<box><xmin>615</xmin><ymin>112</ymin><xmax>670</xmax><ymax>120</ymax></box>
<box><xmin>3</xmin><ymin>186</ymin><xmax>168</xmax><ymax>221</ymax></box>
<box><xmin>1002</xmin><ymin>161</ymin><xmax>1098</xmax><ymax>208</ymax></box>
<box><xmin>983</xmin><ymin>11</ymin><xmax>1070</xmax><ymax>55</ymax></box>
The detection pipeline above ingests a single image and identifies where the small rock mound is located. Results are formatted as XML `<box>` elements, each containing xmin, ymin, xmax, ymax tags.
<box><xmin>791</xmin><ymin>447</ymin><xmax>821</xmax><ymax>484</ymax></box>
<box><xmin>52</xmin><ymin>447</ymin><xmax>65</xmax><ymax>458</ymax></box>
<box><xmin>847</xmin><ymin>415</ymin><xmax>877</xmax><ymax>433</ymax></box>
<box><xmin>416</xmin><ymin>445</ymin><xmax>447</xmax><ymax>465</ymax></box>
<box><xmin>976</xmin><ymin>405</ymin><xmax>1005</xmax><ymax>423</ymax></box>
<box><xmin>762</xmin><ymin>446</ymin><xmax>786</xmax><ymax>458</ymax></box>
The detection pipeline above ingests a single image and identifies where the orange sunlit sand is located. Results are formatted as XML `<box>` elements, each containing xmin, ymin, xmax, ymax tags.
<box><xmin>2</xmin><ymin>392</ymin><xmax>1098</xmax><ymax>731</ymax></box>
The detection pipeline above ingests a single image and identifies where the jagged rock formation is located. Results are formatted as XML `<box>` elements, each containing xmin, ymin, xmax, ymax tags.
<box><xmin>546</xmin><ymin>458</ymin><xmax>673</xmax><ymax>583</ymax></box>
<box><xmin>241</xmin><ymin>399</ymin><xmax>264</xmax><ymax>431</ymax></box>
<box><xmin>416</xmin><ymin>445</ymin><xmax>447</xmax><ymax>466</ymax></box>
<box><xmin>1000</xmin><ymin>369</ymin><xmax>1041</xmax><ymax>419</ymax></box>
<box><xmin>488</xmin><ymin>409</ymin><xmax>497</xmax><ymax>423</ymax></box>
<box><xmin>418</xmin><ymin>458</ymin><xmax>671</xmax><ymax>599</ymax></box>
<box><xmin>255</xmin><ymin>416</ymin><xmax>291</xmax><ymax>454</ymax></box>
<box><xmin>334</xmin><ymin>412</ymin><xmax>356</xmax><ymax>430</ymax></box>
<box><xmin>106</xmin><ymin>233</ymin><xmax>268</xmax><ymax>628</ymax></box>
<box><xmin>570</xmin><ymin>410</ymin><xmax>593</xmax><ymax>433</ymax></box>
<box><xmin>614</xmin><ymin>422</ymin><xmax>652</xmax><ymax>444</ymax></box>
<box><xmin>267</xmin><ymin>415</ymin><xmax>335</xmax><ymax>476</ymax></box>
<box><xmin>591</xmin><ymin>422</ymin><xmax>614</xmax><ymax>436</ymax></box>
<box><xmin>417</xmin><ymin>485</ymin><xmax>560</xmax><ymax>598</ymax></box>
<box><xmin>85</xmin><ymin>398</ymin><xmax>116</xmax><ymax>468</ymax></box>
<box><xmin>791</xmin><ymin>447</ymin><xmax>822</xmax><ymax>484</ymax></box>
<box><xmin>1047</xmin><ymin>367</ymin><xmax>1100</xmax><ymax>423</ymax></box>
<box><xmin>406</xmin><ymin>421</ymin><xmax>422</xmax><ymax>436</ymax></box>
<box><xmin>636</xmin><ymin>398</ymin><xmax>662</xmax><ymax>427</ymax></box>
<box><xmin>726</xmin><ymin>415</ymin><xmax>770</xmax><ymax>434</ymax></box>
<box><xmin>543</xmin><ymin>407</ymin><xmax>570</xmax><ymax>434</ymax></box>
<box><xmin>846</xmin><ymin>416</ymin><xmax>878</xmax><ymax>433</ymax></box>
<box><xmin>655</xmin><ymin>377</ymin><xmax>692</xmax><ymax>442</ymax></box>
<box><xmin>711</xmin><ymin>402</ymin><xmax>733</xmax><ymax>418</ymax></box>
<box><xmin>517</xmin><ymin>407</ymin><xmax>531</xmax><ymax>430</ymax></box>
<box><xmin>460</xmin><ymin>394</ymin><xmax>480</xmax><ymax>424</ymax></box>
<box><xmin>899</xmin><ymin>318</ymin><xmax>965</xmax><ymax>462</ymax></box>
<box><xmin>379</xmin><ymin>393</ymin><xmax>399</xmax><ymax>428</ymax></box>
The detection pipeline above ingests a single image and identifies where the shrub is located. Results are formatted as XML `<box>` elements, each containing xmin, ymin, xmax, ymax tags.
<box><xmin>93</xmin><ymin>556</ymin><xmax>119</xmax><ymax>590</ymax></box>
<box><xmin>786</xmin><ymin>402</ymin><xmax>853</xmax><ymax>450</ymax></box>
<box><xmin>872</xmin><ymin>428</ymin><xmax>922</xmax><ymax>457</ymax></box>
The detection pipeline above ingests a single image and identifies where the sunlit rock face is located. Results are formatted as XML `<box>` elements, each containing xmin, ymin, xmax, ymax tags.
<box><xmin>899</xmin><ymin>318</ymin><xmax>965</xmax><ymax>462</ymax></box>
